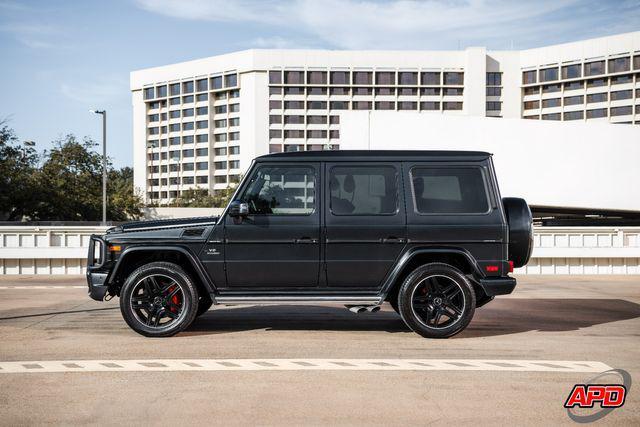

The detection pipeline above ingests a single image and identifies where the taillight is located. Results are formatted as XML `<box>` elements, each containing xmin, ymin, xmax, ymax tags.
<box><xmin>485</xmin><ymin>265</ymin><xmax>499</xmax><ymax>273</ymax></box>
<box><xmin>508</xmin><ymin>261</ymin><xmax>514</xmax><ymax>273</ymax></box>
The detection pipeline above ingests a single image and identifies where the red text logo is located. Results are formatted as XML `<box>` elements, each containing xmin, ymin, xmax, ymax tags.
<box><xmin>564</xmin><ymin>384</ymin><xmax>627</xmax><ymax>409</ymax></box>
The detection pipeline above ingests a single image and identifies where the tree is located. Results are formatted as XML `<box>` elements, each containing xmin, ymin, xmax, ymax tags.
<box><xmin>108</xmin><ymin>167</ymin><xmax>144</xmax><ymax>221</ymax></box>
<box><xmin>166</xmin><ymin>186</ymin><xmax>235</xmax><ymax>208</ymax></box>
<box><xmin>0</xmin><ymin>121</ymin><xmax>40</xmax><ymax>221</ymax></box>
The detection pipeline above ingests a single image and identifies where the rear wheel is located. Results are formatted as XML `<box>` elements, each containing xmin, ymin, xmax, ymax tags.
<box><xmin>119</xmin><ymin>262</ymin><xmax>199</xmax><ymax>337</ymax></box>
<box><xmin>398</xmin><ymin>263</ymin><xmax>476</xmax><ymax>338</ymax></box>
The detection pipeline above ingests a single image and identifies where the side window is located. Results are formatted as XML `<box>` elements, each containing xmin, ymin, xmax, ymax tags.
<box><xmin>240</xmin><ymin>166</ymin><xmax>316</xmax><ymax>215</ymax></box>
<box><xmin>410</xmin><ymin>167</ymin><xmax>489</xmax><ymax>214</ymax></box>
<box><xmin>330</xmin><ymin>166</ymin><xmax>397</xmax><ymax>215</ymax></box>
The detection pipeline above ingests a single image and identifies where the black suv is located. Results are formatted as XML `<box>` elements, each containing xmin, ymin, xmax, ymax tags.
<box><xmin>87</xmin><ymin>151</ymin><xmax>532</xmax><ymax>338</ymax></box>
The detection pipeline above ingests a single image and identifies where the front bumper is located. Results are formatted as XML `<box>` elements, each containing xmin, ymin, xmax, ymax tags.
<box><xmin>86</xmin><ymin>234</ymin><xmax>110</xmax><ymax>301</ymax></box>
<box><xmin>478</xmin><ymin>276</ymin><xmax>517</xmax><ymax>296</ymax></box>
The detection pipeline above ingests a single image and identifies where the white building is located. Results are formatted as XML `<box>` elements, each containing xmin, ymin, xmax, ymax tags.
<box><xmin>130</xmin><ymin>31</ymin><xmax>640</xmax><ymax>205</ymax></box>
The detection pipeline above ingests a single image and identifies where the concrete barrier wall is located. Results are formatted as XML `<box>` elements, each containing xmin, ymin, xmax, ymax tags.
<box><xmin>0</xmin><ymin>225</ymin><xmax>638</xmax><ymax>275</ymax></box>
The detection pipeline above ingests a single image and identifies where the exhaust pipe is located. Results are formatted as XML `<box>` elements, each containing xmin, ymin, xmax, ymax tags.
<box><xmin>346</xmin><ymin>305</ymin><xmax>380</xmax><ymax>314</ymax></box>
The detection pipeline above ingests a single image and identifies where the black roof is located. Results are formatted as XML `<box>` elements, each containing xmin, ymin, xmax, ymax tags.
<box><xmin>257</xmin><ymin>150</ymin><xmax>491</xmax><ymax>162</ymax></box>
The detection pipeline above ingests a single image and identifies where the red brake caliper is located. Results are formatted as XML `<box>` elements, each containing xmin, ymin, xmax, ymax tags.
<box><xmin>168</xmin><ymin>286</ymin><xmax>181</xmax><ymax>313</ymax></box>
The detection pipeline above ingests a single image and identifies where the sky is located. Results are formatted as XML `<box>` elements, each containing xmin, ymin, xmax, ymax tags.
<box><xmin>1</xmin><ymin>0</ymin><xmax>639</xmax><ymax>168</ymax></box>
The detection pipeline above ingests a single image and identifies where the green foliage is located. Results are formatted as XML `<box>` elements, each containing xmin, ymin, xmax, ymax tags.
<box><xmin>167</xmin><ymin>186</ymin><xmax>236</xmax><ymax>208</ymax></box>
<box><xmin>0</xmin><ymin>122</ymin><xmax>142</xmax><ymax>222</ymax></box>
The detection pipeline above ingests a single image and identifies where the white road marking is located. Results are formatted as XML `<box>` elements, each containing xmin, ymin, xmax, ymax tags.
<box><xmin>0</xmin><ymin>286</ymin><xmax>85</xmax><ymax>289</ymax></box>
<box><xmin>0</xmin><ymin>359</ymin><xmax>612</xmax><ymax>374</ymax></box>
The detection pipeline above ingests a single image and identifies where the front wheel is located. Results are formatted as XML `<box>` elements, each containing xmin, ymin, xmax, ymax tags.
<box><xmin>398</xmin><ymin>263</ymin><xmax>476</xmax><ymax>339</ymax></box>
<box><xmin>119</xmin><ymin>262</ymin><xmax>199</xmax><ymax>337</ymax></box>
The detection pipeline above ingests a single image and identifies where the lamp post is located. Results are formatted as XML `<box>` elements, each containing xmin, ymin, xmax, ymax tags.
<box><xmin>90</xmin><ymin>109</ymin><xmax>107</xmax><ymax>225</ymax></box>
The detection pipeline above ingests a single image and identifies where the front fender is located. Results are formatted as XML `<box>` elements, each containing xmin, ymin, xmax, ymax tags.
<box><xmin>108</xmin><ymin>245</ymin><xmax>216</xmax><ymax>293</ymax></box>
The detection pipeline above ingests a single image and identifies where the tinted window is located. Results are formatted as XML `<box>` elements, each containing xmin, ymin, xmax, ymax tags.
<box><xmin>411</xmin><ymin>167</ymin><xmax>489</xmax><ymax>214</ymax></box>
<box><xmin>330</xmin><ymin>166</ymin><xmax>397</xmax><ymax>215</ymax></box>
<box><xmin>241</xmin><ymin>166</ymin><xmax>315</xmax><ymax>215</ymax></box>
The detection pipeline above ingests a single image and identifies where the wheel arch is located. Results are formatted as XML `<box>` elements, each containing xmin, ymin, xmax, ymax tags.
<box><xmin>380</xmin><ymin>247</ymin><xmax>484</xmax><ymax>302</ymax></box>
<box><xmin>108</xmin><ymin>246</ymin><xmax>215</xmax><ymax>297</ymax></box>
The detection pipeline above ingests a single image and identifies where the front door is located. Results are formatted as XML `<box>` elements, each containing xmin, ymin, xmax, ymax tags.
<box><xmin>224</xmin><ymin>162</ymin><xmax>320</xmax><ymax>289</ymax></box>
<box><xmin>324</xmin><ymin>162</ymin><xmax>406</xmax><ymax>289</ymax></box>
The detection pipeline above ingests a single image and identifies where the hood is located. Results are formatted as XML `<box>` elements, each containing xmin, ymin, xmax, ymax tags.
<box><xmin>107</xmin><ymin>216</ymin><xmax>219</xmax><ymax>234</ymax></box>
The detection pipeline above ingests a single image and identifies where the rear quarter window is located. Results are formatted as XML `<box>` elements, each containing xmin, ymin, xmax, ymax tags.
<box><xmin>410</xmin><ymin>167</ymin><xmax>489</xmax><ymax>214</ymax></box>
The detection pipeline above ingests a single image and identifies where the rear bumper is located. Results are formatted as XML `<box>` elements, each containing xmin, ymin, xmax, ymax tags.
<box><xmin>478</xmin><ymin>276</ymin><xmax>517</xmax><ymax>296</ymax></box>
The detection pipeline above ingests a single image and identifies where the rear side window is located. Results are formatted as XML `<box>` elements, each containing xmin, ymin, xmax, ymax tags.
<box><xmin>330</xmin><ymin>166</ymin><xmax>397</xmax><ymax>215</ymax></box>
<box><xmin>410</xmin><ymin>167</ymin><xmax>489</xmax><ymax>214</ymax></box>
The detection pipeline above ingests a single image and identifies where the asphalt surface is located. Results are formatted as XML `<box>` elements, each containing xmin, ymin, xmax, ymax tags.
<box><xmin>0</xmin><ymin>275</ymin><xmax>639</xmax><ymax>425</ymax></box>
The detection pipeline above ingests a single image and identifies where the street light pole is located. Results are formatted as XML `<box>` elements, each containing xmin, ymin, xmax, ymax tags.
<box><xmin>90</xmin><ymin>109</ymin><xmax>107</xmax><ymax>225</ymax></box>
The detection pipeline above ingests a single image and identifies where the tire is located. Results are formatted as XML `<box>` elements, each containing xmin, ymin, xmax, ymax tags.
<box><xmin>119</xmin><ymin>261</ymin><xmax>199</xmax><ymax>337</ymax></box>
<box><xmin>502</xmin><ymin>197</ymin><xmax>533</xmax><ymax>268</ymax></box>
<box><xmin>196</xmin><ymin>295</ymin><xmax>213</xmax><ymax>317</ymax></box>
<box><xmin>398</xmin><ymin>263</ymin><xmax>476</xmax><ymax>339</ymax></box>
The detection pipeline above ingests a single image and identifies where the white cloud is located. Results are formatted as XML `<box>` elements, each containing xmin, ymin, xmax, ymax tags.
<box><xmin>0</xmin><ymin>22</ymin><xmax>65</xmax><ymax>49</ymax></box>
<box><xmin>60</xmin><ymin>77</ymin><xmax>128</xmax><ymax>105</ymax></box>
<box><xmin>131</xmin><ymin>0</ymin><xmax>640</xmax><ymax>50</ymax></box>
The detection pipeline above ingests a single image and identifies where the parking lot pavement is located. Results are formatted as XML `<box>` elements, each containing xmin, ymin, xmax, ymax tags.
<box><xmin>0</xmin><ymin>275</ymin><xmax>638</xmax><ymax>425</ymax></box>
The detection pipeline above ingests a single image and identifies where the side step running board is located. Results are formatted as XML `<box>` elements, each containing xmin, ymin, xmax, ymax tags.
<box><xmin>215</xmin><ymin>296</ymin><xmax>383</xmax><ymax>305</ymax></box>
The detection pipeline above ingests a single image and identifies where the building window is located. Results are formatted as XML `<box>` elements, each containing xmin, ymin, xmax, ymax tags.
<box><xmin>196</xmin><ymin>134</ymin><xmax>208</xmax><ymax>143</ymax></box>
<box><xmin>215</xmin><ymin>105</ymin><xmax>227</xmax><ymax>114</ymax></box>
<box><xmin>587</xmin><ymin>78</ymin><xmax>606</xmax><ymax>88</ymax></box>
<box><xmin>486</xmin><ymin>72</ymin><xmax>502</xmax><ymax>86</ymax></box>
<box><xmin>375</xmin><ymin>72</ymin><xmax>395</xmax><ymax>85</ymax></box>
<box><xmin>542</xmin><ymin>98</ymin><xmax>560</xmax><ymax>108</ymax></box>
<box><xmin>564</xmin><ymin>81</ymin><xmax>583</xmax><ymax>91</ymax></box>
<box><xmin>225</xmin><ymin>74</ymin><xmax>238</xmax><ymax>87</ymax></box>
<box><xmin>307</xmin><ymin>71</ymin><xmax>327</xmax><ymax>84</ymax></box>
<box><xmin>229</xmin><ymin>160</ymin><xmax>240</xmax><ymax>169</ymax></box>
<box><xmin>443</xmin><ymin>72</ymin><xmax>464</xmax><ymax>85</ymax></box>
<box><xmin>169</xmin><ymin>83</ymin><xmax>180</xmax><ymax>96</ymax></box>
<box><xmin>182</xmin><ymin>149</ymin><xmax>194</xmax><ymax>158</ymax></box>
<box><xmin>563</xmin><ymin>111</ymin><xmax>583</xmax><ymax>121</ymax></box>
<box><xmin>542</xmin><ymin>84</ymin><xmax>561</xmax><ymax>93</ymax></box>
<box><xmin>307</xmin><ymin>115</ymin><xmax>327</xmax><ymax>124</ymax></box>
<box><xmin>169</xmin><ymin>123</ymin><xmax>180</xmax><ymax>132</ymax></box>
<box><xmin>376</xmin><ymin>87</ymin><xmax>395</xmax><ymax>96</ymax></box>
<box><xmin>214</xmin><ymin>176</ymin><xmax>228</xmax><ymax>184</ymax></box>
<box><xmin>330</xmin><ymin>87</ymin><xmax>350</xmax><ymax>95</ymax></box>
<box><xmin>229</xmin><ymin>90</ymin><xmax>239</xmax><ymax>98</ymax></box>
<box><xmin>196</xmin><ymin>176</ymin><xmax>208</xmax><ymax>184</ymax></box>
<box><xmin>421</xmin><ymin>72</ymin><xmax>441</xmax><ymax>85</ymax></box>
<box><xmin>375</xmin><ymin>101</ymin><xmax>395</xmax><ymax>110</ymax></box>
<box><xmin>354</xmin><ymin>87</ymin><xmax>372</xmax><ymax>96</ymax></box>
<box><xmin>196</xmin><ymin>93</ymin><xmax>208</xmax><ymax>102</ymax></box>
<box><xmin>486</xmin><ymin>101</ymin><xmax>501</xmax><ymax>111</ymax></box>
<box><xmin>608</xmin><ymin>57</ymin><xmax>630</xmax><ymax>73</ymax></box>
<box><xmin>330</xmin><ymin>101</ymin><xmax>349</xmax><ymax>110</ymax></box>
<box><xmin>214</xmin><ymin>133</ymin><xmax>227</xmax><ymax>142</ymax></box>
<box><xmin>195</xmin><ymin>147</ymin><xmax>207</xmax><ymax>156</ymax></box>
<box><xmin>522</xmin><ymin>70</ymin><xmax>536</xmax><ymax>84</ymax></box>
<box><xmin>284</xmin><ymin>100</ymin><xmax>304</xmax><ymax>110</ymax></box>
<box><xmin>182</xmin><ymin>81</ymin><xmax>194</xmax><ymax>94</ymax></box>
<box><xmin>561</xmin><ymin>64</ymin><xmax>581</xmax><ymax>79</ymax></box>
<box><xmin>284</xmin><ymin>115</ymin><xmax>304</xmax><ymax>124</ymax></box>
<box><xmin>307</xmin><ymin>101</ymin><xmax>327</xmax><ymax>110</ymax></box>
<box><xmin>196</xmin><ymin>162</ymin><xmax>208</xmax><ymax>171</ymax></box>
<box><xmin>196</xmin><ymin>120</ymin><xmax>208</xmax><ymax>129</ymax></box>
<box><xmin>269</xmin><ymin>87</ymin><xmax>282</xmax><ymax>95</ymax></box>
<box><xmin>214</xmin><ymin>161</ymin><xmax>227</xmax><ymax>170</ymax></box>
<box><xmin>182</xmin><ymin>108</ymin><xmax>194</xmax><ymax>117</ymax></box>
<box><xmin>182</xmin><ymin>122</ymin><xmax>194</xmax><ymax>131</ymax></box>
<box><xmin>329</xmin><ymin>130</ymin><xmax>339</xmax><ymax>139</ymax></box>
<box><xmin>444</xmin><ymin>88</ymin><xmax>463</xmax><ymax>96</ymax></box>
<box><xmin>443</xmin><ymin>102</ymin><xmax>462</xmax><ymax>110</ymax></box>
<box><xmin>229</xmin><ymin>146</ymin><xmax>240</xmax><ymax>155</ymax></box>
<box><xmin>182</xmin><ymin>95</ymin><xmax>194</xmax><ymax>103</ymax></box>
<box><xmin>353</xmin><ymin>71</ymin><xmax>373</xmax><ymax>85</ymax></box>
<box><xmin>420</xmin><ymin>101</ymin><xmax>440</xmax><ymax>111</ymax></box>
<box><xmin>564</xmin><ymin>95</ymin><xmax>583</xmax><ymax>106</ymax></box>
<box><xmin>169</xmin><ymin>137</ymin><xmax>180</xmax><ymax>145</ymax></box>
<box><xmin>541</xmin><ymin>113</ymin><xmax>561</xmax><ymax>120</ymax></box>
<box><xmin>308</xmin><ymin>87</ymin><xmax>327</xmax><ymax>95</ymax></box>
<box><xmin>285</xmin><ymin>71</ymin><xmax>304</xmax><ymax>84</ymax></box>
<box><xmin>144</xmin><ymin>87</ymin><xmax>155</xmax><ymax>100</ymax></box>
<box><xmin>398</xmin><ymin>87</ymin><xmax>417</xmax><ymax>96</ymax></box>
<box><xmin>148</xmin><ymin>114</ymin><xmax>159</xmax><ymax>122</ymax></box>
<box><xmin>269</xmin><ymin>70</ymin><xmax>282</xmax><ymax>84</ymax></box>
<box><xmin>196</xmin><ymin>79</ymin><xmax>208</xmax><ymax>92</ymax></box>
<box><xmin>330</xmin><ymin>166</ymin><xmax>397</xmax><ymax>215</ymax></box>
<box><xmin>586</xmin><ymin>108</ymin><xmax>607</xmax><ymax>119</ymax></box>
<box><xmin>330</xmin><ymin>71</ymin><xmax>349</xmax><ymax>85</ymax></box>
<box><xmin>610</xmin><ymin>90</ymin><xmax>632</xmax><ymax>101</ymax></box>
<box><xmin>229</xmin><ymin>132</ymin><xmax>240</xmax><ymax>141</ymax></box>
<box><xmin>284</xmin><ymin>130</ymin><xmax>304</xmax><ymax>138</ymax></box>
<box><xmin>611</xmin><ymin>75</ymin><xmax>632</xmax><ymax>85</ymax></box>
<box><xmin>169</xmin><ymin>97</ymin><xmax>180</xmax><ymax>106</ymax></box>
<box><xmin>523</xmin><ymin>115</ymin><xmax>539</xmax><ymax>120</ymax></box>
<box><xmin>634</xmin><ymin>55</ymin><xmax>640</xmax><ymax>70</ymax></box>
<box><xmin>269</xmin><ymin>115</ymin><xmax>282</xmax><ymax>124</ymax></box>
<box><xmin>182</xmin><ymin>135</ymin><xmax>194</xmax><ymax>144</ymax></box>
<box><xmin>214</xmin><ymin>147</ymin><xmax>227</xmax><ymax>156</ymax></box>
<box><xmin>486</xmin><ymin>87</ymin><xmax>502</xmax><ymax>96</ymax></box>
<box><xmin>584</xmin><ymin>60</ymin><xmax>605</xmax><ymax>76</ymax></box>
<box><xmin>610</xmin><ymin>106</ymin><xmax>632</xmax><ymax>116</ymax></box>
<box><xmin>421</xmin><ymin>87</ymin><xmax>440</xmax><ymax>96</ymax></box>
<box><xmin>284</xmin><ymin>87</ymin><xmax>303</xmax><ymax>95</ymax></box>
<box><xmin>211</xmin><ymin>76</ymin><xmax>223</xmax><ymax>90</ymax></box>
<box><xmin>229</xmin><ymin>117</ymin><xmax>240</xmax><ymax>127</ymax></box>
<box><xmin>587</xmin><ymin>92</ymin><xmax>608</xmax><ymax>103</ymax></box>
<box><xmin>399</xmin><ymin>72</ymin><xmax>417</xmax><ymax>85</ymax></box>
<box><xmin>329</xmin><ymin>115</ymin><xmax>340</xmax><ymax>124</ymax></box>
<box><xmin>147</xmin><ymin>101</ymin><xmax>160</xmax><ymax>110</ymax></box>
<box><xmin>214</xmin><ymin>119</ymin><xmax>227</xmax><ymax>128</ymax></box>
<box><xmin>352</xmin><ymin>101</ymin><xmax>372</xmax><ymax>110</ymax></box>
<box><xmin>523</xmin><ymin>86</ymin><xmax>539</xmax><ymax>95</ymax></box>
<box><xmin>307</xmin><ymin>130</ymin><xmax>327</xmax><ymax>138</ymax></box>
<box><xmin>540</xmin><ymin>67</ymin><xmax>558</xmax><ymax>82</ymax></box>
<box><xmin>269</xmin><ymin>100</ymin><xmax>282</xmax><ymax>110</ymax></box>
<box><xmin>156</xmin><ymin>85</ymin><xmax>167</xmax><ymax>98</ymax></box>
<box><xmin>398</xmin><ymin>101</ymin><xmax>417</xmax><ymax>110</ymax></box>
<box><xmin>196</xmin><ymin>106</ymin><xmax>208</xmax><ymax>115</ymax></box>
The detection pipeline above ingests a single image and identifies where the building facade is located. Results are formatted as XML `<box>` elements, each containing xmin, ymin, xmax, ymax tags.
<box><xmin>131</xmin><ymin>32</ymin><xmax>640</xmax><ymax>203</ymax></box>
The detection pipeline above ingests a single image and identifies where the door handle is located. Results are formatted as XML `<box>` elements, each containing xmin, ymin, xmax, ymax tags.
<box><xmin>382</xmin><ymin>236</ymin><xmax>405</xmax><ymax>244</ymax></box>
<box><xmin>294</xmin><ymin>237</ymin><xmax>318</xmax><ymax>244</ymax></box>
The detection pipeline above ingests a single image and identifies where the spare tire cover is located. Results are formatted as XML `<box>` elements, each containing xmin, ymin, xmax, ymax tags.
<box><xmin>502</xmin><ymin>197</ymin><xmax>533</xmax><ymax>268</ymax></box>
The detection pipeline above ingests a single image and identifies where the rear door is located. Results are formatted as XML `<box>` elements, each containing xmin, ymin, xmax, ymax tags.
<box><xmin>324</xmin><ymin>162</ymin><xmax>406</xmax><ymax>289</ymax></box>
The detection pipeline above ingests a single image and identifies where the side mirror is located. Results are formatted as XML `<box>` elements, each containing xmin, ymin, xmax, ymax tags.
<box><xmin>228</xmin><ymin>200</ymin><xmax>249</xmax><ymax>219</ymax></box>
